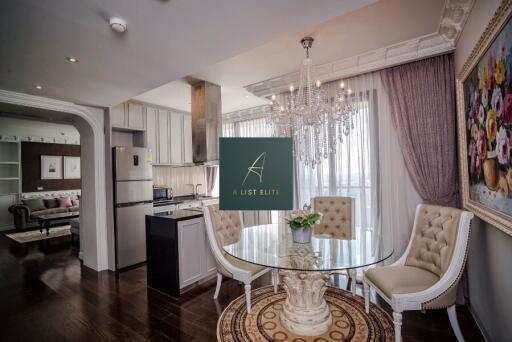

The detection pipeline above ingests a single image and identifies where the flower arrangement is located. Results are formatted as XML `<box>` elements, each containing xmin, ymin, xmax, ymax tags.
<box><xmin>285</xmin><ymin>204</ymin><xmax>322</xmax><ymax>230</ymax></box>
<box><xmin>467</xmin><ymin>39</ymin><xmax>512</xmax><ymax>198</ymax></box>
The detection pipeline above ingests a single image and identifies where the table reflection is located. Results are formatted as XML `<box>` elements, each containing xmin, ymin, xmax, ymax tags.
<box><xmin>223</xmin><ymin>223</ymin><xmax>393</xmax><ymax>271</ymax></box>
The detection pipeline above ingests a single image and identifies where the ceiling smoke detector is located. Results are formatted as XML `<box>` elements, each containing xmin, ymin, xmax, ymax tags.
<box><xmin>109</xmin><ymin>17</ymin><xmax>127</xmax><ymax>33</ymax></box>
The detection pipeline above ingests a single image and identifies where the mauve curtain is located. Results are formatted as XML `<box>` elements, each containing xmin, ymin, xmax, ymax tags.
<box><xmin>380</xmin><ymin>54</ymin><xmax>459</xmax><ymax>207</ymax></box>
<box><xmin>381</xmin><ymin>54</ymin><xmax>468</xmax><ymax>304</ymax></box>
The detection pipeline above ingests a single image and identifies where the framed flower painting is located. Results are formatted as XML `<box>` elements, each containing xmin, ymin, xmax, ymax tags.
<box><xmin>456</xmin><ymin>0</ymin><xmax>512</xmax><ymax>235</ymax></box>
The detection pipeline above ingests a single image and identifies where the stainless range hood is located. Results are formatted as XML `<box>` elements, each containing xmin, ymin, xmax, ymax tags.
<box><xmin>191</xmin><ymin>81</ymin><xmax>221</xmax><ymax>165</ymax></box>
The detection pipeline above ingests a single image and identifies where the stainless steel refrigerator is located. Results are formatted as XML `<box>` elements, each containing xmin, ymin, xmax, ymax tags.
<box><xmin>113</xmin><ymin>146</ymin><xmax>153</xmax><ymax>269</ymax></box>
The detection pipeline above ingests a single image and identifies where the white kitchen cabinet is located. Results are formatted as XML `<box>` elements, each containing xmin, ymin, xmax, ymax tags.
<box><xmin>127</xmin><ymin>103</ymin><xmax>145</xmax><ymax>130</ymax></box>
<box><xmin>178</xmin><ymin>218</ymin><xmax>204</xmax><ymax>288</ymax></box>
<box><xmin>169</xmin><ymin>111</ymin><xmax>184</xmax><ymax>165</ymax></box>
<box><xmin>183</xmin><ymin>114</ymin><xmax>193</xmax><ymax>163</ymax></box>
<box><xmin>111</xmin><ymin>103</ymin><xmax>126</xmax><ymax>128</ymax></box>
<box><xmin>178</xmin><ymin>217</ymin><xmax>216</xmax><ymax>289</ymax></box>
<box><xmin>145</xmin><ymin>107</ymin><xmax>158</xmax><ymax>163</ymax></box>
<box><xmin>111</xmin><ymin>102</ymin><xmax>145</xmax><ymax>131</ymax></box>
<box><xmin>157</xmin><ymin>109</ymin><xmax>170</xmax><ymax>164</ymax></box>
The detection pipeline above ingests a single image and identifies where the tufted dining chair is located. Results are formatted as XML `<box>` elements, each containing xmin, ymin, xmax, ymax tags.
<box><xmin>203</xmin><ymin>203</ymin><xmax>271</xmax><ymax>313</ymax></box>
<box><xmin>313</xmin><ymin>196</ymin><xmax>357</xmax><ymax>294</ymax></box>
<box><xmin>363</xmin><ymin>204</ymin><xmax>474</xmax><ymax>342</ymax></box>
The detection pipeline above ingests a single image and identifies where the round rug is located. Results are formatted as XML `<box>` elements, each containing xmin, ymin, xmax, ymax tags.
<box><xmin>217</xmin><ymin>285</ymin><xmax>394</xmax><ymax>341</ymax></box>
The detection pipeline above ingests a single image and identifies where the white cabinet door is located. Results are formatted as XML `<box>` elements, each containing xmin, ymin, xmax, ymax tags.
<box><xmin>127</xmin><ymin>103</ymin><xmax>145</xmax><ymax>130</ymax></box>
<box><xmin>169</xmin><ymin>112</ymin><xmax>183</xmax><ymax>165</ymax></box>
<box><xmin>183</xmin><ymin>114</ymin><xmax>193</xmax><ymax>163</ymax></box>
<box><xmin>178</xmin><ymin>219</ymin><xmax>204</xmax><ymax>288</ymax></box>
<box><xmin>157</xmin><ymin>110</ymin><xmax>170</xmax><ymax>164</ymax></box>
<box><xmin>111</xmin><ymin>104</ymin><xmax>126</xmax><ymax>128</ymax></box>
<box><xmin>145</xmin><ymin>107</ymin><xmax>158</xmax><ymax>164</ymax></box>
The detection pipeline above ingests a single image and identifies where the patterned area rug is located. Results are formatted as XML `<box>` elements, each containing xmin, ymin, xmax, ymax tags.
<box><xmin>218</xmin><ymin>285</ymin><xmax>394</xmax><ymax>342</ymax></box>
<box><xmin>5</xmin><ymin>225</ymin><xmax>71</xmax><ymax>243</ymax></box>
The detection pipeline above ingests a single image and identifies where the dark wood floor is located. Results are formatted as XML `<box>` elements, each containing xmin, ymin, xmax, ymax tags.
<box><xmin>0</xmin><ymin>231</ymin><xmax>484</xmax><ymax>342</ymax></box>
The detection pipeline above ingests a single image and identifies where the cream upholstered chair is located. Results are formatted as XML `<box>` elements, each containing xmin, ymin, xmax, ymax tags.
<box><xmin>313</xmin><ymin>196</ymin><xmax>357</xmax><ymax>294</ymax></box>
<box><xmin>363</xmin><ymin>204</ymin><xmax>474</xmax><ymax>342</ymax></box>
<box><xmin>203</xmin><ymin>203</ymin><xmax>271</xmax><ymax>313</ymax></box>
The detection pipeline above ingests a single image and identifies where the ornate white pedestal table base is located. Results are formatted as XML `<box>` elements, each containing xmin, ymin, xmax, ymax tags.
<box><xmin>279</xmin><ymin>270</ymin><xmax>332</xmax><ymax>336</ymax></box>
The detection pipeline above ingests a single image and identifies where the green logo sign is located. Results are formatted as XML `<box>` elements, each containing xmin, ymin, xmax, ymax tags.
<box><xmin>220</xmin><ymin>138</ymin><xmax>293</xmax><ymax>210</ymax></box>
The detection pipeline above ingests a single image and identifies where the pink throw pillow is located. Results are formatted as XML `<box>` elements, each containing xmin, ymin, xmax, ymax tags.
<box><xmin>57</xmin><ymin>196</ymin><xmax>72</xmax><ymax>208</ymax></box>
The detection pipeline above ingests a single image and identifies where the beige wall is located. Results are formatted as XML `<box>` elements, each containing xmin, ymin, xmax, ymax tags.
<box><xmin>153</xmin><ymin>165</ymin><xmax>207</xmax><ymax>197</ymax></box>
<box><xmin>455</xmin><ymin>0</ymin><xmax>512</xmax><ymax>340</ymax></box>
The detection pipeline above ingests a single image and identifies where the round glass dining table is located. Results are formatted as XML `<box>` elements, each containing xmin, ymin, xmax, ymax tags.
<box><xmin>223</xmin><ymin>223</ymin><xmax>394</xmax><ymax>337</ymax></box>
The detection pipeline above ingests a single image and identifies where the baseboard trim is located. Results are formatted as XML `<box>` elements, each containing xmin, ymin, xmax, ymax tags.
<box><xmin>468</xmin><ymin>304</ymin><xmax>491</xmax><ymax>342</ymax></box>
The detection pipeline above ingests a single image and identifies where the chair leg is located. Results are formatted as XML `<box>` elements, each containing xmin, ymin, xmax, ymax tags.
<box><xmin>244</xmin><ymin>284</ymin><xmax>252</xmax><ymax>313</ymax></box>
<box><xmin>272</xmin><ymin>269</ymin><xmax>279</xmax><ymax>293</ymax></box>
<box><xmin>447</xmin><ymin>305</ymin><xmax>465</xmax><ymax>342</ymax></box>
<box><xmin>348</xmin><ymin>269</ymin><xmax>357</xmax><ymax>295</ymax></box>
<box><xmin>393</xmin><ymin>311</ymin><xmax>402</xmax><ymax>342</ymax></box>
<box><xmin>363</xmin><ymin>281</ymin><xmax>370</xmax><ymax>313</ymax></box>
<box><xmin>213</xmin><ymin>272</ymin><xmax>222</xmax><ymax>299</ymax></box>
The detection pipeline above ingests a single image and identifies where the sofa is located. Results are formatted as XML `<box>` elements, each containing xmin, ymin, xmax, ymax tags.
<box><xmin>8</xmin><ymin>193</ymin><xmax>80</xmax><ymax>230</ymax></box>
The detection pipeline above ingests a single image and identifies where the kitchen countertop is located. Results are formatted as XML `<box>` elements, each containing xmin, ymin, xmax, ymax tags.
<box><xmin>153</xmin><ymin>195</ymin><xmax>219</xmax><ymax>207</ymax></box>
<box><xmin>149</xmin><ymin>209</ymin><xmax>203</xmax><ymax>222</ymax></box>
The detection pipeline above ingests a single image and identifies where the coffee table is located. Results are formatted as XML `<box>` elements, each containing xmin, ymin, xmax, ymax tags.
<box><xmin>37</xmin><ymin>212</ymin><xmax>79</xmax><ymax>235</ymax></box>
<box><xmin>223</xmin><ymin>223</ymin><xmax>393</xmax><ymax>336</ymax></box>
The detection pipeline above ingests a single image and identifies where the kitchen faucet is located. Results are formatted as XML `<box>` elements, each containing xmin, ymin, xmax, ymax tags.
<box><xmin>186</xmin><ymin>183</ymin><xmax>203</xmax><ymax>199</ymax></box>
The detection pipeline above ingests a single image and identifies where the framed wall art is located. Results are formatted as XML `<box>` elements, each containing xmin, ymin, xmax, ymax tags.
<box><xmin>64</xmin><ymin>156</ymin><xmax>80</xmax><ymax>179</ymax></box>
<box><xmin>456</xmin><ymin>0</ymin><xmax>512</xmax><ymax>235</ymax></box>
<box><xmin>41</xmin><ymin>155</ymin><xmax>62</xmax><ymax>180</ymax></box>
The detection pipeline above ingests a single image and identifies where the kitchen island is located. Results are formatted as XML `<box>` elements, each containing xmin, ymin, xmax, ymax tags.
<box><xmin>145</xmin><ymin>209</ymin><xmax>217</xmax><ymax>297</ymax></box>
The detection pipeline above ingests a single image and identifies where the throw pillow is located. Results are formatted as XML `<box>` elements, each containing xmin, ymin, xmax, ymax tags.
<box><xmin>57</xmin><ymin>196</ymin><xmax>73</xmax><ymax>208</ymax></box>
<box><xmin>44</xmin><ymin>198</ymin><xmax>58</xmax><ymax>209</ymax></box>
<box><xmin>71</xmin><ymin>199</ymin><xmax>80</xmax><ymax>206</ymax></box>
<box><xmin>22</xmin><ymin>198</ymin><xmax>46</xmax><ymax>211</ymax></box>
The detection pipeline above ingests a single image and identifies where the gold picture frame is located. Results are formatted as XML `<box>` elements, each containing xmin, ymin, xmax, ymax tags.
<box><xmin>456</xmin><ymin>0</ymin><xmax>512</xmax><ymax>235</ymax></box>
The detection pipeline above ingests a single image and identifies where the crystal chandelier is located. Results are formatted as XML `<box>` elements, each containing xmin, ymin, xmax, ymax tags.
<box><xmin>267</xmin><ymin>37</ymin><xmax>357</xmax><ymax>168</ymax></box>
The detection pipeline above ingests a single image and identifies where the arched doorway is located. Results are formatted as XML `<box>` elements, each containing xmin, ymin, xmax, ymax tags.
<box><xmin>0</xmin><ymin>89</ymin><xmax>113</xmax><ymax>271</ymax></box>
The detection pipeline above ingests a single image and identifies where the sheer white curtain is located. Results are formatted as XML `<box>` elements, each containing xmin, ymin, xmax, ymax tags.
<box><xmin>222</xmin><ymin>73</ymin><xmax>421</xmax><ymax>258</ymax></box>
<box><xmin>222</xmin><ymin>117</ymin><xmax>271</xmax><ymax>138</ymax></box>
<box><xmin>373</xmin><ymin>73</ymin><xmax>422</xmax><ymax>260</ymax></box>
<box><xmin>294</xmin><ymin>72</ymin><xmax>421</xmax><ymax>260</ymax></box>
<box><xmin>294</xmin><ymin>74</ymin><xmax>378</xmax><ymax>259</ymax></box>
<box><xmin>222</xmin><ymin>116</ymin><xmax>273</xmax><ymax>226</ymax></box>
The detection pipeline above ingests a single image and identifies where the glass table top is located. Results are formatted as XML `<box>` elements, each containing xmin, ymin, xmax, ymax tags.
<box><xmin>223</xmin><ymin>224</ymin><xmax>394</xmax><ymax>272</ymax></box>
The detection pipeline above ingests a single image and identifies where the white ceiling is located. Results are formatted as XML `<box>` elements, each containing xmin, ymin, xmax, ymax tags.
<box><xmin>135</xmin><ymin>0</ymin><xmax>446</xmax><ymax>113</ymax></box>
<box><xmin>0</xmin><ymin>0</ymin><xmax>375</xmax><ymax>107</ymax></box>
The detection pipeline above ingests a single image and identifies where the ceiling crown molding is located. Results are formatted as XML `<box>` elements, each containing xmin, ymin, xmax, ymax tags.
<box><xmin>245</xmin><ymin>0</ymin><xmax>475</xmax><ymax>98</ymax></box>
<box><xmin>223</xmin><ymin>104</ymin><xmax>268</xmax><ymax>122</ymax></box>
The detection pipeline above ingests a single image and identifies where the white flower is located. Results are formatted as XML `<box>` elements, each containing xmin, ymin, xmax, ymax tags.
<box><xmin>482</xmin><ymin>88</ymin><xmax>489</xmax><ymax>108</ymax></box>
<box><xmin>497</xmin><ymin>126</ymin><xmax>510</xmax><ymax>165</ymax></box>
<box><xmin>491</xmin><ymin>87</ymin><xmax>504</xmax><ymax>117</ymax></box>
<box><xmin>477</xmin><ymin>104</ymin><xmax>485</xmax><ymax>124</ymax></box>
